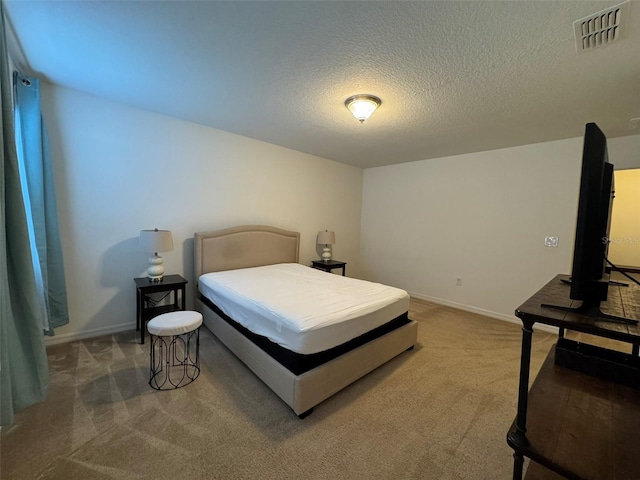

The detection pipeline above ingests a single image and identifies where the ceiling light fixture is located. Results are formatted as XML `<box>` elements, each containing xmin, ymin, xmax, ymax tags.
<box><xmin>345</xmin><ymin>94</ymin><xmax>381</xmax><ymax>123</ymax></box>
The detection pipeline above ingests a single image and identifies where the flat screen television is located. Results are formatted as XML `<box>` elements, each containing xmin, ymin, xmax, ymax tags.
<box><xmin>543</xmin><ymin>122</ymin><xmax>637</xmax><ymax>325</ymax></box>
<box><xmin>570</xmin><ymin>122</ymin><xmax>613</xmax><ymax>304</ymax></box>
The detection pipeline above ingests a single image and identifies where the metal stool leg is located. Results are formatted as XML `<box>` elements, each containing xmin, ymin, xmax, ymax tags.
<box><xmin>149</xmin><ymin>328</ymin><xmax>200</xmax><ymax>390</ymax></box>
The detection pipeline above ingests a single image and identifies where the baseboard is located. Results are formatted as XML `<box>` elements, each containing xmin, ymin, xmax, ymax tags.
<box><xmin>44</xmin><ymin>322</ymin><xmax>134</xmax><ymax>346</ymax></box>
<box><xmin>407</xmin><ymin>291</ymin><xmax>559</xmax><ymax>334</ymax></box>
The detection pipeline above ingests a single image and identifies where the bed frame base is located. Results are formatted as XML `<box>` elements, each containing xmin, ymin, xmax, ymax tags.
<box><xmin>196</xmin><ymin>297</ymin><xmax>418</xmax><ymax>417</ymax></box>
<box><xmin>193</xmin><ymin>225</ymin><xmax>418</xmax><ymax>418</ymax></box>
<box><xmin>298</xmin><ymin>408</ymin><xmax>313</xmax><ymax>419</ymax></box>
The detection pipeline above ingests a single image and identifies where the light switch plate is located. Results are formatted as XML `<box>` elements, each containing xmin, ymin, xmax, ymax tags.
<box><xmin>545</xmin><ymin>236</ymin><xmax>559</xmax><ymax>247</ymax></box>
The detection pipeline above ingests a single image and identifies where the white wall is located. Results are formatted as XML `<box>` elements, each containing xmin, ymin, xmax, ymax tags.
<box><xmin>360</xmin><ymin>135</ymin><xmax>640</xmax><ymax>322</ymax></box>
<box><xmin>40</xmin><ymin>81</ymin><xmax>640</xmax><ymax>340</ymax></box>
<box><xmin>41</xmin><ymin>83</ymin><xmax>363</xmax><ymax>344</ymax></box>
<box><xmin>609</xmin><ymin>135</ymin><xmax>640</xmax><ymax>170</ymax></box>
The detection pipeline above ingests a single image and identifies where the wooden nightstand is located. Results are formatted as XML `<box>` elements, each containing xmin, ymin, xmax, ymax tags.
<box><xmin>311</xmin><ymin>260</ymin><xmax>347</xmax><ymax>276</ymax></box>
<box><xmin>134</xmin><ymin>274</ymin><xmax>188</xmax><ymax>344</ymax></box>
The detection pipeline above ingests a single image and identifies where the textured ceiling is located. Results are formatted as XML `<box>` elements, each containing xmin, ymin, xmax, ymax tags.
<box><xmin>4</xmin><ymin>0</ymin><xmax>640</xmax><ymax>168</ymax></box>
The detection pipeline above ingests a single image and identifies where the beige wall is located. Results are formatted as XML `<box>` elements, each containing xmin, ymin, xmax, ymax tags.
<box><xmin>42</xmin><ymin>83</ymin><xmax>363</xmax><ymax>343</ymax></box>
<box><xmin>360</xmin><ymin>135</ymin><xmax>640</xmax><ymax>322</ymax></box>
<box><xmin>41</xmin><ymin>80</ymin><xmax>640</xmax><ymax>339</ymax></box>
<box><xmin>609</xmin><ymin>168</ymin><xmax>640</xmax><ymax>267</ymax></box>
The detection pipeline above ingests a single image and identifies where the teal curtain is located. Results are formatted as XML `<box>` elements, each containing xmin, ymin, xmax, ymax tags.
<box><xmin>14</xmin><ymin>72</ymin><xmax>69</xmax><ymax>334</ymax></box>
<box><xmin>0</xmin><ymin>5</ymin><xmax>50</xmax><ymax>426</ymax></box>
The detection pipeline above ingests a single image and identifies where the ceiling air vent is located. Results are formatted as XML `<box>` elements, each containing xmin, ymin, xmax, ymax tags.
<box><xmin>573</xmin><ymin>1</ymin><xmax>630</xmax><ymax>52</ymax></box>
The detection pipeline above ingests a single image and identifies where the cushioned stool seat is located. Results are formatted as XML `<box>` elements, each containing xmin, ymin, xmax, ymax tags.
<box><xmin>148</xmin><ymin>310</ymin><xmax>202</xmax><ymax>390</ymax></box>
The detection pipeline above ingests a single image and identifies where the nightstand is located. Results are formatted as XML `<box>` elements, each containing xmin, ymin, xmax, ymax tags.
<box><xmin>311</xmin><ymin>260</ymin><xmax>347</xmax><ymax>276</ymax></box>
<box><xmin>134</xmin><ymin>274</ymin><xmax>188</xmax><ymax>344</ymax></box>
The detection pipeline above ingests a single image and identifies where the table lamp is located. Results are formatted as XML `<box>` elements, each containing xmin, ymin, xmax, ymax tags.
<box><xmin>317</xmin><ymin>230</ymin><xmax>335</xmax><ymax>262</ymax></box>
<box><xmin>139</xmin><ymin>228</ymin><xmax>173</xmax><ymax>282</ymax></box>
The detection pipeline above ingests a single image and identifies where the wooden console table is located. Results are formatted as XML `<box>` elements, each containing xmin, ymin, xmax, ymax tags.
<box><xmin>507</xmin><ymin>274</ymin><xmax>640</xmax><ymax>479</ymax></box>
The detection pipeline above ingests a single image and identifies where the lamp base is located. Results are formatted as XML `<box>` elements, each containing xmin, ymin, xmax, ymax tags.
<box><xmin>147</xmin><ymin>254</ymin><xmax>165</xmax><ymax>282</ymax></box>
<box><xmin>321</xmin><ymin>247</ymin><xmax>332</xmax><ymax>262</ymax></box>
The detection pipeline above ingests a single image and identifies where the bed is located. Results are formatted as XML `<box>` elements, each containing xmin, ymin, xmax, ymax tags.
<box><xmin>194</xmin><ymin>225</ymin><xmax>418</xmax><ymax>418</ymax></box>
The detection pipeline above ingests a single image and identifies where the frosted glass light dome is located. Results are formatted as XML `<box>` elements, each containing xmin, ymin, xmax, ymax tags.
<box><xmin>345</xmin><ymin>94</ymin><xmax>381</xmax><ymax>123</ymax></box>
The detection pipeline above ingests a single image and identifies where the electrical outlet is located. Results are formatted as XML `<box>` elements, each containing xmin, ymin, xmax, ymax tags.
<box><xmin>456</xmin><ymin>277</ymin><xmax>462</xmax><ymax>286</ymax></box>
<box><xmin>544</xmin><ymin>236</ymin><xmax>559</xmax><ymax>247</ymax></box>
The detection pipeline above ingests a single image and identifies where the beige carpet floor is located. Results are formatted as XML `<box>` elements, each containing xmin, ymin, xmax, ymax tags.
<box><xmin>1</xmin><ymin>298</ymin><xmax>561</xmax><ymax>479</ymax></box>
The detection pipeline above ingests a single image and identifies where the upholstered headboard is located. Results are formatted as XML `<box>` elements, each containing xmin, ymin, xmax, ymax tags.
<box><xmin>194</xmin><ymin>225</ymin><xmax>300</xmax><ymax>283</ymax></box>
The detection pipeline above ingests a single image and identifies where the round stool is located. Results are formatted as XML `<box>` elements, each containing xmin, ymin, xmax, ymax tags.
<box><xmin>147</xmin><ymin>310</ymin><xmax>203</xmax><ymax>390</ymax></box>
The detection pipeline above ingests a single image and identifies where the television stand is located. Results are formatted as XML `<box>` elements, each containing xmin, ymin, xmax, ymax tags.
<box><xmin>508</xmin><ymin>274</ymin><xmax>640</xmax><ymax>479</ymax></box>
<box><xmin>559</xmin><ymin>277</ymin><xmax>628</xmax><ymax>287</ymax></box>
<box><xmin>541</xmin><ymin>301</ymin><xmax>639</xmax><ymax>325</ymax></box>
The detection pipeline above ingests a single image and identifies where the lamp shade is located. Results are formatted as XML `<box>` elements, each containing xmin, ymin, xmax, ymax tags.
<box><xmin>317</xmin><ymin>230</ymin><xmax>335</xmax><ymax>245</ymax></box>
<box><xmin>139</xmin><ymin>229</ymin><xmax>173</xmax><ymax>253</ymax></box>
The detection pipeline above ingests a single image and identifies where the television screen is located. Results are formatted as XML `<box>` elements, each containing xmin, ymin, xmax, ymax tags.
<box><xmin>569</xmin><ymin>122</ymin><xmax>613</xmax><ymax>304</ymax></box>
<box><xmin>543</xmin><ymin>122</ymin><xmax>636</xmax><ymax>325</ymax></box>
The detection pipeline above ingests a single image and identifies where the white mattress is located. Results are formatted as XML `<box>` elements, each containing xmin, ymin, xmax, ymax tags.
<box><xmin>198</xmin><ymin>263</ymin><xmax>409</xmax><ymax>355</ymax></box>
